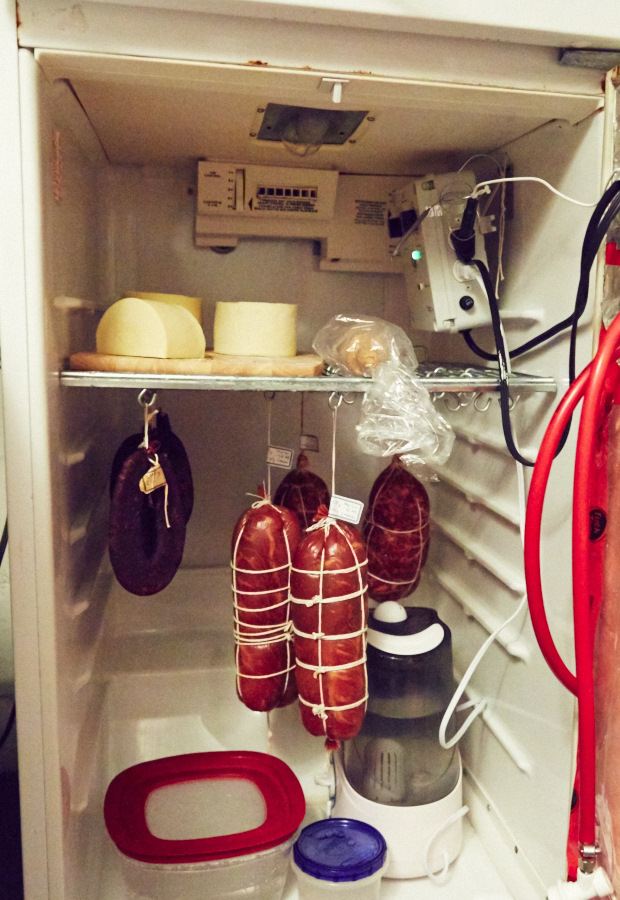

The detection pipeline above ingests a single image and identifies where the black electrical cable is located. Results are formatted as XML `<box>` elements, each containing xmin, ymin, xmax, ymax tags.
<box><xmin>461</xmin><ymin>329</ymin><xmax>497</xmax><ymax>361</ymax></box>
<box><xmin>0</xmin><ymin>519</ymin><xmax>7</xmax><ymax>568</ymax></box>
<box><xmin>462</xmin><ymin>181</ymin><xmax>620</xmax><ymax>368</ymax></box>
<box><xmin>0</xmin><ymin>519</ymin><xmax>14</xmax><ymax>753</ymax></box>
<box><xmin>471</xmin><ymin>260</ymin><xmax>537</xmax><ymax>466</ymax></box>
<box><xmin>0</xmin><ymin>703</ymin><xmax>15</xmax><ymax>750</ymax></box>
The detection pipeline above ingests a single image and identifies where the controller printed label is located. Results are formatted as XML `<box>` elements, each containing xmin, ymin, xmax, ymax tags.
<box><xmin>266</xmin><ymin>446</ymin><xmax>294</xmax><ymax>469</ymax></box>
<box><xmin>329</xmin><ymin>494</ymin><xmax>364</xmax><ymax>525</ymax></box>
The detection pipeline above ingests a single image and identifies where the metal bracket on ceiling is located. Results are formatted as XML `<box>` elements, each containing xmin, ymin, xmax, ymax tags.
<box><xmin>558</xmin><ymin>48</ymin><xmax>620</xmax><ymax>70</ymax></box>
<box><xmin>318</xmin><ymin>77</ymin><xmax>350</xmax><ymax>104</ymax></box>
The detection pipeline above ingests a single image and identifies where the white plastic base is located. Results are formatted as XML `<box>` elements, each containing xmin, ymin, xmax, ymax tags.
<box><xmin>332</xmin><ymin>752</ymin><xmax>464</xmax><ymax>880</ymax></box>
<box><xmin>546</xmin><ymin>868</ymin><xmax>613</xmax><ymax>900</ymax></box>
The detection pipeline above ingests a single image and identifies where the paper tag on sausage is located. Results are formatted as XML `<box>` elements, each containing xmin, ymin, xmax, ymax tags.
<box><xmin>299</xmin><ymin>433</ymin><xmax>319</xmax><ymax>452</ymax></box>
<box><xmin>266</xmin><ymin>446</ymin><xmax>294</xmax><ymax>469</ymax></box>
<box><xmin>329</xmin><ymin>494</ymin><xmax>364</xmax><ymax>525</ymax></box>
<box><xmin>140</xmin><ymin>463</ymin><xmax>167</xmax><ymax>494</ymax></box>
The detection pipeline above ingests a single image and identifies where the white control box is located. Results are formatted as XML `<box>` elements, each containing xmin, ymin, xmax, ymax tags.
<box><xmin>197</xmin><ymin>161</ymin><xmax>338</xmax><ymax>220</ymax></box>
<box><xmin>196</xmin><ymin>164</ymin><xmax>407</xmax><ymax>273</ymax></box>
<box><xmin>320</xmin><ymin>174</ymin><xmax>411</xmax><ymax>273</ymax></box>
<box><xmin>391</xmin><ymin>171</ymin><xmax>493</xmax><ymax>333</ymax></box>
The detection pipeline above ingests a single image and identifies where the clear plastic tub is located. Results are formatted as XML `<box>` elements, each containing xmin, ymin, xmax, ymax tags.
<box><xmin>119</xmin><ymin>831</ymin><xmax>296</xmax><ymax>900</ymax></box>
<box><xmin>104</xmin><ymin>752</ymin><xmax>305</xmax><ymax>900</ymax></box>
<box><xmin>292</xmin><ymin>818</ymin><xmax>388</xmax><ymax>900</ymax></box>
<box><xmin>292</xmin><ymin>856</ymin><xmax>387</xmax><ymax>900</ymax></box>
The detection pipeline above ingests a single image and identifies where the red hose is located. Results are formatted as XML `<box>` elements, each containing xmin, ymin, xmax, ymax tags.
<box><xmin>572</xmin><ymin>314</ymin><xmax>620</xmax><ymax>847</ymax></box>
<box><xmin>525</xmin><ymin>314</ymin><xmax>620</xmax><ymax>855</ymax></box>
<box><xmin>524</xmin><ymin>366</ymin><xmax>589</xmax><ymax>695</ymax></box>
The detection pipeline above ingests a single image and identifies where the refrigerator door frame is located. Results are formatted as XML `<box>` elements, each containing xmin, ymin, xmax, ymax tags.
<box><xmin>0</xmin><ymin>3</ymin><xmax>53</xmax><ymax>900</ymax></box>
<box><xmin>1</xmin><ymin>3</ymin><xmax>619</xmax><ymax>899</ymax></box>
<box><xmin>14</xmin><ymin>0</ymin><xmax>620</xmax><ymax>50</ymax></box>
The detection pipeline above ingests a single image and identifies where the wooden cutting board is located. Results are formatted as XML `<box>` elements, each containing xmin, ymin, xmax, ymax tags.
<box><xmin>69</xmin><ymin>350</ymin><xmax>325</xmax><ymax>377</ymax></box>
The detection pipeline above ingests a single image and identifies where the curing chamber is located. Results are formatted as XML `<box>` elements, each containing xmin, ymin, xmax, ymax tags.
<box><xmin>3</xmin><ymin>3</ymin><xmax>620</xmax><ymax>898</ymax></box>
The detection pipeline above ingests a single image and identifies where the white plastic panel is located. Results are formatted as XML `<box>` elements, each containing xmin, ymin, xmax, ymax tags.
<box><xmin>16</xmin><ymin>0</ymin><xmax>620</xmax><ymax>53</ymax></box>
<box><xmin>33</xmin><ymin>50</ymin><xmax>603</xmax><ymax>173</ymax></box>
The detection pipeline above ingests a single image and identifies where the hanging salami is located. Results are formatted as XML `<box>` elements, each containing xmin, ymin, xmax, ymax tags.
<box><xmin>108</xmin><ymin>409</ymin><xmax>193</xmax><ymax>597</ymax></box>
<box><xmin>108</xmin><ymin>446</ymin><xmax>187</xmax><ymax>596</ymax></box>
<box><xmin>363</xmin><ymin>456</ymin><xmax>430</xmax><ymax>603</ymax></box>
<box><xmin>290</xmin><ymin>508</ymin><xmax>368</xmax><ymax>749</ymax></box>
<box><xmin>232</xmin><ymin>498</ymin><xmax>302</xmax><ymax>712</ymax></box>
<box><xmin>273</xmin><ymin>452</ymin><xmax>331</xmax><ymax>530</ymax></box>
<box><xmin>110</xmin><ymin>411</ymin><xmax>194</xmax><ymax>523</ymax></box>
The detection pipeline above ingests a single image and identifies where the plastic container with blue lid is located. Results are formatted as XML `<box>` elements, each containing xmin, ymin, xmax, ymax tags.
<box><xmin>292</xmin><ymin>818</ymin><xmax>388</xmax><ymax>899</ymax></box>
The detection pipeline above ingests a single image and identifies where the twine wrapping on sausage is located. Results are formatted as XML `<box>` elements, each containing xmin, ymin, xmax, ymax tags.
<box><xmin>232</xmin><ymin>497</ymin><xmax>296</xmax><ymax>690</ymax></box>
<box><xmin>364</xmin><ymin>515</ymin><xmax>427</xmax><ymax>588</ymax></box>
<box><xmin>363</xmin><ymin>461</ymin><xmax>430</xmax><ymax>598</ymax></box>
<box><xmin>290</xmin><ymin>515</ymin><xmax>368</xmax><ymax>730</ymax></box>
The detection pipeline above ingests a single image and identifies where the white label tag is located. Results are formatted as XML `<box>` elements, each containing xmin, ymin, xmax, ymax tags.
<box><xmin>329</xmin><ymin>494</ymin><xmax>364</xmax><ymax>525</ymax></box>
<box><xmin>139</xmin><ymin>463</ymin><xmax>167</xmax><ymax>494</ymax></box>
<box><xmin>299</xmin><ymin>433</ymin><xmax>319</xmax><ymax>452</ymax></box>
<box><xmin>266</xmin><ymin>446</ymin><xmax>294</xmax><ymax>469</ymax></box>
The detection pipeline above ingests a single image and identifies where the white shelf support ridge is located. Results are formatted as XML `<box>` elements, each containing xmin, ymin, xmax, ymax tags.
<box><xmin>430</xmin><ymin>568</ymin><xmax>530</xmax><ymax>661</ymax></box>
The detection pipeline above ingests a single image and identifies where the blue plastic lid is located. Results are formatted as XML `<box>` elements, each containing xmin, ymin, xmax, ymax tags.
<box><xmin>293</xmin><ymin>818</ymin><xmax>387</xmax><ymax>882</ymax></box>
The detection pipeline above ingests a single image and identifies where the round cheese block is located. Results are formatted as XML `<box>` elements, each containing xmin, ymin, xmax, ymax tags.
<box><xmin>214</xmin><ymin>301</ymin><xmax>297</xmax><ymax>357</ymax></box>
<box><xmin>124</xmin><ymin>292</ymin><xmax>203</xmax><ymax>325</ymax></box>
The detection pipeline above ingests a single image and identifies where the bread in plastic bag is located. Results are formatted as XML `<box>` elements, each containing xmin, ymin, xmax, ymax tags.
<box><xmin>312</xmin><ymin>314</ymin><xmax>418</xmax><ymax>376</ymax></box>
<box><xmin>312</xmin><ymin>314</ymin><xmax>454</xmax><ymax>472</ymax></box>
<box><xmin>356</xmin><ymin>360</ymin><xmax>455</xmax><ymax>473</ymax></box>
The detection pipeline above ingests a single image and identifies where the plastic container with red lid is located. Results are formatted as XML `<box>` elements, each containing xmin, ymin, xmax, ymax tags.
<box><xmin>103</xmin><ymin>750</ymin><xmax>305</xmax><ymax>899</ymax></box>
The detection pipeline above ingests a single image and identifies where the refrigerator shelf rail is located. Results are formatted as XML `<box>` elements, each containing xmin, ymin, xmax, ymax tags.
<box><xmin>59</xmin><ymin>364</ymin><xmax>557</xmax><ymax>394</ymax></box>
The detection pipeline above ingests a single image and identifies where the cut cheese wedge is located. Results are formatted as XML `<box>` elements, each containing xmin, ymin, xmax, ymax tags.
<box><xmin>214</xmin><ymin>301</ymin><xmax>297</xmax><ymax>357</ymax></box>
<box><xmin>96</xmin><ymin>297</ymin><xmax>206</xmax><ymax>359</ymax></box>
<box><xmin>124</xmin><ymin>292</ymin><xmax>203</xmax><ymax>325</ymax></box>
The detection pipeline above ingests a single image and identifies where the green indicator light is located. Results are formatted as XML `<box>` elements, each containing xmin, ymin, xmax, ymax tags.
<box><xmin>411</xmin><ymin>249</ymin><xmax>422</xmax><ymax>261</ymax></box>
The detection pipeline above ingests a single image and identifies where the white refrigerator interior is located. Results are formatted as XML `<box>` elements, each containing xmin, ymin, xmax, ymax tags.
<box><xmin>2</xmin><ymin>1</ymin><xmax>619</xmax><ymax>898</ymax></box>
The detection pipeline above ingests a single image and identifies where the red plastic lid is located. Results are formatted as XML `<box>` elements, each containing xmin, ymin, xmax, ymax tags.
<box><xmin>104</xmin><ymin>751</ymin><xmax>306</xmax><ymax>864</ymax></box>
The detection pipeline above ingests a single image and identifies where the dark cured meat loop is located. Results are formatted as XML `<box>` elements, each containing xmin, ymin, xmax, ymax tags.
<box><xmin>108</xmin><ymin>446</ymin><xmax>187</xmax><ymax>596</ymax></box>
<box><xmin>109</xmin><ymin>412</ymin><xmax>194</xmax><ymax>522</ymax></box>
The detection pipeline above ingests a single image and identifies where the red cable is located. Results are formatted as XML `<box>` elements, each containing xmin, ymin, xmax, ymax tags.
<box><xmin>525</xmin><ymin>314</ymin><xmax>620</xmax><ymax>855</ymax></box>
<box><xmin>572</xmin><ymin>314</ymin><xmax>620</xmax><ymax>847</ymax></box>
<box><xmin>524</xmin><ymin>366</ymin><xmax>589</xmax><ymax>695</ymax></box>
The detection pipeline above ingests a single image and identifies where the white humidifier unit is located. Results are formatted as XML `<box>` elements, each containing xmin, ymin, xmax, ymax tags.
<box><xmin>332</xmin><ymin>602</ymin><xmax>464</xmax><ymax>879</ymax></box>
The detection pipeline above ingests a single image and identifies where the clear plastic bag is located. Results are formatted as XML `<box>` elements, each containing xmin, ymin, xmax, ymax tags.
<box><xmin>356</xmin><ymin>361</ymin><xmax>455</xmax><ymax>474</ymax></box>
<box><xmin>312</xmin><ymin>315</ymin><xmax>454</xmax><ymax>473</ymax></box>
<box><xmin>312</xmin><ymin>314</ymin><xmax>418</xmax><ymax>376</ymax></box>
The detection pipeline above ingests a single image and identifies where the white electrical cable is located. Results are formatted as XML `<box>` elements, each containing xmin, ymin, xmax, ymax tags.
<box><xmin>439</xmin><ymin>447</ymin><xmax>529</xmax><ymax>750</ymax></box>
<box><xmin>437</xmin><ymin>169</ymin><xmax>595</xmax><ymax>746</ymax></box>
<box><xmin>458</xmin><ymin>153</ymin><xmax>505</xmax><ymax>176</ymax></box>
<box><xmin>423</xmin><ymin>804</ymin><xmax>470</xmax><ymax>885</ymax></box>
<box><xmin>472</xmin><ymin>176</ymin><xmax>600</xmax><ymax>208</ymax></box>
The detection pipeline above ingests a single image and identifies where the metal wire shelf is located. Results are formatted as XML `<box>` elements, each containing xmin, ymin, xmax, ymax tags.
<box><xmin>60</xmin><ymin>363</ymin><xmax>556</xmax><ymax>394</ymax></box>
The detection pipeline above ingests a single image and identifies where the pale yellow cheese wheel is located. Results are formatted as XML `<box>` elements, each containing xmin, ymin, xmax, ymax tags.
<box><xmin>97</xmin><ymin>297</ymin><xmax>206</xmax><ymax>359</ymax></box>
<box><xmin>124</xmin><ymin>291</ymin><xmax>203</xmax><ymax>325</ymax></box>
<box><xmin>213</xmin><ymin>302</ymin><xmax>297</xmax><ymax>357</ymax></box>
